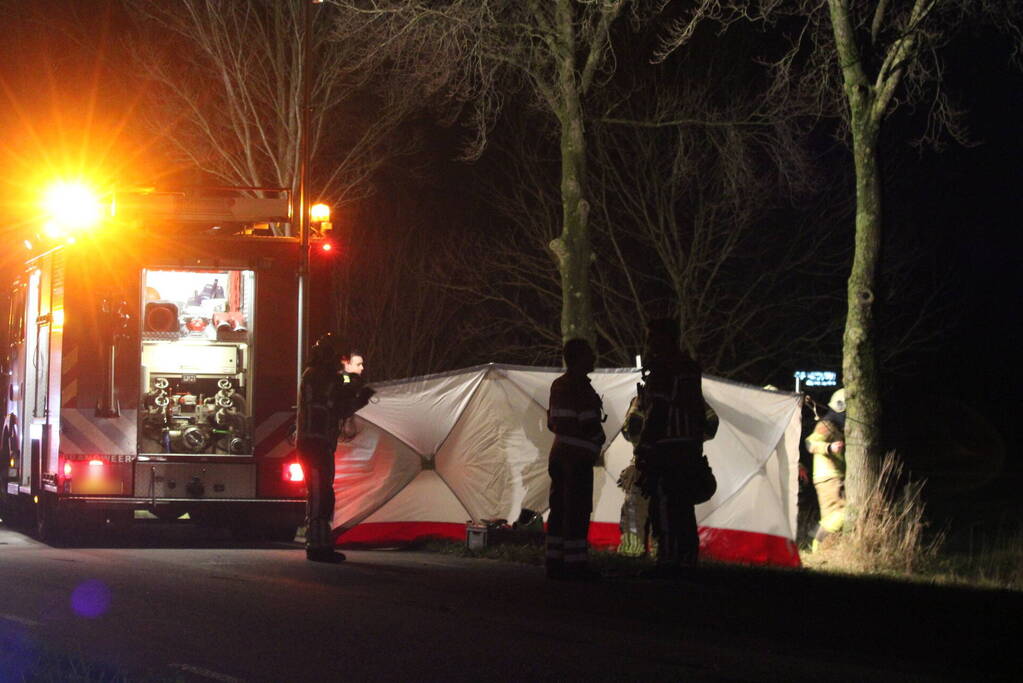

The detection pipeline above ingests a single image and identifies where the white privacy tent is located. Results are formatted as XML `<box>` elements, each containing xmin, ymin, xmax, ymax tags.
<box><xmin>332</xmin><ymin>364</ymin><xmax>804</xmax><ymax>566</ymax></box>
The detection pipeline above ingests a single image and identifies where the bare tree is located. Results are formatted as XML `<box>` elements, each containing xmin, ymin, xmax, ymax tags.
<box><xmin>124</xmin><ymin>0</ymin><xmax>420</xmax><ymax>210</ymax></box>
<box><xmin>331</xmin><ymin>0</ymin><xmax>629</xmax><ymax>346</ymax></box>
<box><xmin>657</xmin><ymin>0</ymin><xmax>1022</xmax><ymax>510</ymax></box>
<box><xmin>441</xmin><ymin>53</ymin><xmax>846</xmax><ymax>381</ymax></box>
<box><xmin>328</xmin><ymin>194</ymin><xmax>469</xmax><ymax>380</ymax></box>
<box><xmin>590</xmin><ymin>72</ymin><xmax>835</xmax><ymax>377</ymax></box>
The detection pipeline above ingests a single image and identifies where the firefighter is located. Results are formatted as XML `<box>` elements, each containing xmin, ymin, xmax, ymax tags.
<box><xmin>341</xmin><ymin>349</ymin><xmax>365</xmax><ymax>377</ymax></box>
<box><xmin>545</xmin><ymin>338</ymin><xmax>606</xmax><ymax>580</ymax></box>
<box><xmin>338</xmin><ymin>348</ymin><xmax>374</xmax><ymax>443</ymax></box>
<box><xmin>297</xmin><ymin>333</ymin><xmax>348</xmax><ymax>563</ymax></box>
<box><xmin>617</xmin><ymin>395</ymin><xmax>653</xmax><ymax>558</ymax></box>
<box><xmin>634</xmin><ymin>318</ymin><xmax>716</xmax><ymax>576</ymax></box>
<box><xmin>806</xmin><ymin>388</ymin><xmax>846</xmax><ymax>551</ymax></box>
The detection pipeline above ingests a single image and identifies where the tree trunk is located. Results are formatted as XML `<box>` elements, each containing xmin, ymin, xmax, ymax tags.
<box><xmin>547</xmin><ymin>1</ymin><xmax>594</xmax><ymax>346</ymax></box>
<box><xmin>827</xmin><ymin>0</ymin><xmax>887</xmax><ymax>519</ymax></box>
<box><xmin>842</xmin><ymin>114</ymin><xmax>884</xmax><ymax>513</ymax></box>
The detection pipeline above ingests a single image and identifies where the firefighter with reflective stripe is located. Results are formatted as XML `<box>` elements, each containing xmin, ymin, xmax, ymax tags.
<box><xmin>806</xmin><ymin>389</ymin><xmax>846</xmax><ymax>551</ymax></box>
<box><xmin>617</xmin><ymin>395</ymin><xmax>653</xmax><ymax>557</ymax></box>
<box><xmin>545</xmin><ymin>338</ymin><xmax>605</xmax><ymax>580</ymax></box>
<box><xmin>297</xmin><ymin>333</ymin><xmax>348</xmax><ymax>563</ymax></box>
<box><xmin>338</xmin><ymin>348</ymin><xmax>374</xmax><ymax>443</ymax></box>
<box><xmin>635</xmin><ymin>318</ymin><xmax>716</xmax><ymax>575</ymax></box>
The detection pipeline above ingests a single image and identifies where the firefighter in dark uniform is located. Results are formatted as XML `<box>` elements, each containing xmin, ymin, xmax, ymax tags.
<box><xmin>635</xmin><ymin>318</ymin><xmax>715</xmax><ymax>575</ymax></box>
<box><xmin>296</xmin><ymin>333</ymin><xmax>348</xmax><ymax>563</ymax></box>
<box><xmin>338</xmin><ymin>348</ymin><xmax>373</xmax><ymax>443</ymax></box>
<box><xmin>545</xmin><ymin>338</ymin><xmax>606</xmax><ymax>580</ymax></box>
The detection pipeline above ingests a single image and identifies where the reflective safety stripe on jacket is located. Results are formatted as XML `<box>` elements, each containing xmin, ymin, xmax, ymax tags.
<box><xmin>547</xmin><ymin>373</ymin><xmax>605</xmax><ymax>457</ymax></box>
<box><xmin>553</xmin><ymin>434</ymin><xmax>603</xmax><ymax>454</ymax></box>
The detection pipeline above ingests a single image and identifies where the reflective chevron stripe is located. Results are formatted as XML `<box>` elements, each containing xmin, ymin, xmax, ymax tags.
<box><xmin>62</xmin><ymin>345</ymin><xmax>79</xmax><ymax>408</ymax></box>
<box><xmin>59</xmin><ymin>409</ymin><xmax>137</xmax><ymax>455</ymax></box>
<box><xmin>254</xmin><ymin>411</ymin><xmax>298</xmax><ymax>459</ymax></box>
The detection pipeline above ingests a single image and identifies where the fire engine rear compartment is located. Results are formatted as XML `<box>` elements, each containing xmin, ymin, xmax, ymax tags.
<box><xmin>139</xmin><ymin>268</ymin><xmax>254</xmax><ymax>458</ymax></box>
<box><xmin>2</xmin><ymin>235</ymin><xmax>318</xmax><ymax>540</ymax></box>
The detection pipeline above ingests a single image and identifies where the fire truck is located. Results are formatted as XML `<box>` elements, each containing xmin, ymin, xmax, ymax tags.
<box><xmin>0</xmin><ymin>187</ymin><xmax>333</xmax><ymax>542</ymax></box>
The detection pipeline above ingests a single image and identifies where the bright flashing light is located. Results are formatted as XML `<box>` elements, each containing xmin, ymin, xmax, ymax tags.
<box><xmin>52</xmin><ymin>308</ymin><xmax>65</xmax><ymax>330</ymax></box>
<box><xmin>88</xmin><ymin>459</ymin><xmax>104</xmax><ymax>468</ymax></box>
<box><xmin>43</xmin><ymin>221</ymin><xmax>62</xmax><ymax>239</ymax></box>
<box><xmin>286</xmin><ymin>462</ymin><xmax>305</xmax><ymax>482</ymax></box>
<box><xmin>320</xmin><ymin>241</ymin><xmax>333</xmax><ymax>253</ymax></box>
<box><xmin>310</xmin><ymin>203</ymin><xmax>330</xmax><ymax>223</ymax></box>
<box><xmin>12</xmin><ymin>457</ymin><xmax>18</xmax><ymax>467</ymax></box>
<box><xmin>41</xmin><ymin>180</ymin><xmax>104</xmax><ymax>236</ymax></box>
<box><xmin>63</xmin><ymin>462</ymin><xmax>72</xmax><ymax>477</ymax></box>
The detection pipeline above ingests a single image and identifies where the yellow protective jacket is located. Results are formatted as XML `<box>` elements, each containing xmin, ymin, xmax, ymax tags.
<box><xmin>805</xmin><ymin>416</ymin><xmax>845</xmax><ymax>483</ymax></box>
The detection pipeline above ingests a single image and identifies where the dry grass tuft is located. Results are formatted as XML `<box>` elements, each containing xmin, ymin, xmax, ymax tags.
<box><xmin>803</xmin><ymin>452</ymin><xmax>944</xmax><ymax>578</ymax></box>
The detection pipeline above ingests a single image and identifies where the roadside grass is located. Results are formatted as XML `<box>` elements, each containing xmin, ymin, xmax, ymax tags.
<box><xmin>416</xmin><ymin>452</ymin><xmax>1020</xmax><ymax>591</ymax></box>
<box><xmin>0</xmin><ymin>643</ymin><xmax>133</xmax><ymax>682</ymax></box>
<box><xmin>802</xmin><ymin>453</ymin><xmax>944</xmax><ymax>577</ymax></box>
<box><xmin>416</xmin><ymin>536</ymin><xmax>661</xmax><ymax>575</ymax></box>
<box><xmin>928</xmin><ymin>531</ymin><xmax>1023</xmax><ymax>590</ymax></box>
<box><xmin>801</xmin><ymin>453</ymin><xmax>1022</xmax><ymax>591</ymax></box>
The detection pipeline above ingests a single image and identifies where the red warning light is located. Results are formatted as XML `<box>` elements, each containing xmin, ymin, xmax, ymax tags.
<box><xmin>285</xmin><ymin>462</ymin><xmax>305</xmax><ymax>482</ymax></box>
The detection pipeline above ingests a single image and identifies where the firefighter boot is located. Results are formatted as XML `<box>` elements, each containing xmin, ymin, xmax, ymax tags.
<box><xmin>306</xmin><ymin>519</ymin><xmax>346</xmax><ymax>563</ymax></box>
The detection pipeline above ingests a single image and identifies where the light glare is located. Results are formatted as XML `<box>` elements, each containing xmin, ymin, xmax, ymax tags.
<box><xmin>41</xmin><ymin>181</ymin><xmax>104</xmax><ymax>234</ymax></box>
<box><xmin>310</xmin><ymin>203</ymin><xmax>330</xmax><ymax>223</ymax></box>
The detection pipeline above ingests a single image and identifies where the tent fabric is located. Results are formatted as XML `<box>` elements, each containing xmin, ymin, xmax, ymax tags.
<box><xmin>331</xmin><ymin>363</ymin><xmax>803</xmax><ymax>567</ymax></box>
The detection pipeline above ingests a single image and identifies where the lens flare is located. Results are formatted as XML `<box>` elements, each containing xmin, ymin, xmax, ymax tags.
<box><xmin>71</xmin><ymin>579</ymin><xmax>112</xmax><ymax>619</ymax></box>
<box><xmin>41</xmin><ymin>181</ymin><xmax>104</xmax><ymax>235</ymax></box>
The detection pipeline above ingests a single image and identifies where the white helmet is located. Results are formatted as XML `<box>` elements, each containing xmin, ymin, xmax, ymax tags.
<box><xmin>828</xmin><ymin>389</ymin><xmax>846</xmax><ymax>413</ymax></box>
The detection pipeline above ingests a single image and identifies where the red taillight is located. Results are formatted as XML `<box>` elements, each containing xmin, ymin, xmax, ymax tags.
<box><xmin>285</xmin><ymin>462</ymin><xmax>305</xmax><ymax>482</ymax></box>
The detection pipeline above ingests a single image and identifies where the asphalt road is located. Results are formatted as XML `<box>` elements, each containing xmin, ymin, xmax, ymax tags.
<box><xmin>0</xmin><ymin>523</ymin><xmax>1020</xmax><ymax>682</ymax></box>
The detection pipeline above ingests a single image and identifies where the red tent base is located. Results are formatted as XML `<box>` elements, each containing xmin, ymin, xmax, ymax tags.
<box><xmin>336</xmin><ymin>521</ymin><xmax>466</xmax><ymax>546</ymax></box>
<box><xmin>336</xmin><ymin>520</ymin><xmax>800</xmax><ymax>567</ymax></box>
<box><xmin>588</xmin><ymin>521</ymin><xmax>800</xmax><ymax>567</ymax></box>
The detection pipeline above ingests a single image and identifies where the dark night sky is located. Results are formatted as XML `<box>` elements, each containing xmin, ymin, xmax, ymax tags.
<box><xmin>898</xmin><ymin>31</ymin><xmax>1022</xmax><ymax>407</ymax></box>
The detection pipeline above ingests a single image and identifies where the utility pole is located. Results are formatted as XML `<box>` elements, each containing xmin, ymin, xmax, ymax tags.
<box><xmin>296</xmin><ymin>0</ymin><xmax>322</xmax><ymax>401</ymax></box>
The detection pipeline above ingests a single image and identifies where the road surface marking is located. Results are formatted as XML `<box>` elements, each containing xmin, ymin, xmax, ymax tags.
<box><xmin>170</xmin><ymin>663</ymin><xmax>242</xmax><ymax>682</ymax></box>
<box><xmin>0</xmin><ymin>613</ymin><xmax>41</xmax><ymax>626</ymax></box>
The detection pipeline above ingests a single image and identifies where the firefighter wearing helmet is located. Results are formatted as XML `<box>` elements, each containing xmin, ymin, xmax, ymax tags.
<box><xmin>296</xmin><ymin>333</ymin><xmax>348</xmax><ymax>563</ymax></box>
<box><xmin>805</xmin><ymin>388</ymin><xmax>846</xmax><ymax>551</ymax></box>
<box><xmin>632</xmin><ymin>318</ymin><xmax>717</xmax><ymax>576</ymax></box>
